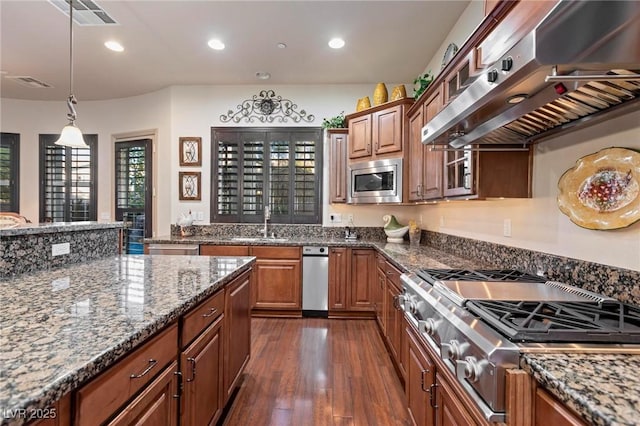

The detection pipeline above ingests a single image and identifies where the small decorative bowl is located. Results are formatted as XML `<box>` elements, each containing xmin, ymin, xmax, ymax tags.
<box><xmin>384</xmin><ymin>226</ymin><xmax>409</xmax><ymax>243</ymax></box>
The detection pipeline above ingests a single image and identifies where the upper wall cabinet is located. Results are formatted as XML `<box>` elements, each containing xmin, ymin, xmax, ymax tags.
<box><xmin>346</xmin><ymin>98</ymin><xmax>414</xmax><ymax>162</ymax></box>
<box><xmin>327</xmin><ymin>128</ymin><xmax>348</xmax><ymax>203</ymax></box>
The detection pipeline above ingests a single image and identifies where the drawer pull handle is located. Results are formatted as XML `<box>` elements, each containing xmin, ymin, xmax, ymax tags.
<box><xmin>186</xmin><ymin>357</ymin><xmax>196</xmax><ymax>382</ymax></box>
<box><xmin>420</xmin><ymin>369</ymin><xmax>431</xmax><ymax>393</ymax></box>
<box><xmin>201</xmin><ymin>307</ymin><xmax>218</xmax><ymax>318</ymax></box>
<box><xmin>130</xmin><ymin>359</ymin><xmax>157</xmax><ymax>379</ymax></box>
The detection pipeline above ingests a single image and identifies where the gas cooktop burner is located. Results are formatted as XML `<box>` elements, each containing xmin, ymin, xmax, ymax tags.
<box><xmin>416</xmin><ymin>268</ymin><xmax>546</xmax><ymax>284</ymax></box>
<box><xmin>466</xmin><ymin>300</ymin><xmax>640</xmax><ymax>343</ymax></box>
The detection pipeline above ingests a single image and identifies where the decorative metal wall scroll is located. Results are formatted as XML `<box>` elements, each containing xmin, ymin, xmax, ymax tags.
<box><xmin>220</xmin><ymin>90</ymin><xmax>315</xmax><ymax>123</ymax></box>
<box><xmin>179</xmin><ymin>137</ymin><xmax>202</xmax><ymax>166</ymax></box>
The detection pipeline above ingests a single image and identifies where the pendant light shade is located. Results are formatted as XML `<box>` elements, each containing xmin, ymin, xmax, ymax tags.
<box><xmin>55</xmin><ymin>0</ymin><xmax>87</xmax><ymax>148</ymax></box>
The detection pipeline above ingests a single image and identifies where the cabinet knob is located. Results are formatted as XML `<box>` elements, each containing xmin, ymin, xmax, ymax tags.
<box><xmin>487</xmin><ymin>69</ymin><xmax>499</xmax><ymax>83</ymax></box>
<box><xmin>501</xmin><ymin>57</ymin><xmax>513</xmax><ymax>72</ymax></box>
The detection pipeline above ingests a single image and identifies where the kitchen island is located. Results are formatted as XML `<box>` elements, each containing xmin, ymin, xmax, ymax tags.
<box><xmin>0</xmin><ymin>254</ymin><xmax>254</xmax><ymax>426</ymax></box>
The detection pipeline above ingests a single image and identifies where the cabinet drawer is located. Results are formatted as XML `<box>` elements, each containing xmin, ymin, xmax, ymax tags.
<box><xmin>75</xmin><ymin>324</ymin><xmax>178</xmax><ymax>426</ymax></box>
<box><xmin>250</xmin><ymin>246</ymin><xmax>300</xmax><ymax>259</ymax></box>
<box><xmin>181</xmin><ymin>289</ymin><xmax>225</xmax><ymax>347</ymax></box>
<box><xmin>376</xmin><ymin>253</ymin><xmax>386</xmax><ymax>272</ymax></box>
<box><xmin>200</xmin><ymin>245</ymin><xmax>249</xmax><ymax>256</ymax></box>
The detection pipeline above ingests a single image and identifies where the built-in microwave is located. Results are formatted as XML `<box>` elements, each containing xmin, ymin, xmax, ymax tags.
<box><xmin>347</xmin><ymin>158</ymin><xmax>403</xmax><ymax>204</ymax></box>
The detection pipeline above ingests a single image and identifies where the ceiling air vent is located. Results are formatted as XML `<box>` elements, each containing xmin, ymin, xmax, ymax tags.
<box><xmin>5</xmin><ymin>76</ymin><xmax>53</xmax><ymax>89</ymax></box>
<box><xmin>49</xmin><ymin>0</ymin><xmax>118</xmax><ymax>26</ymax></box>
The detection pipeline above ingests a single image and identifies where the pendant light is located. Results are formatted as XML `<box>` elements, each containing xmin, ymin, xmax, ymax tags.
<box><xmin>54</xmin><ymin>0</ymin><xmax>87</xmax><ymax>148</ymax></box>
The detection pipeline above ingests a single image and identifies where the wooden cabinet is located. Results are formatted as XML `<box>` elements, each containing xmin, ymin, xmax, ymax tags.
<box><xmin>30</xmin><ymin>395</ymin><xmax>71</xmax><ymax>426</ymax></box>
<box><xmin>180</xmin><ymin>316</ymin><xmax>224</xmax><ymax>426</ymax></box>
<box><xmin>534</xmin><ymin>387</ymin><xmax>586</xmax><ymax>426</ymax></box>
<box><xmin>374</xmin><ymin>258</ymin><xmax>386</xmax><ymax>332</ymax></box>
<box><xmin>328</xmin><ymin>247</ymin><xmax>375</xmax><ymax>316</ymax></box>
<box><xmin>443</xmin><ymin>148</ymin><xmax>532</xmax><ymax>199</ymax></box>
<box><xmin>250</xmin><ymin>246</ymin><xmax>301</xmax><ymax>314</ymax></box>
<box><xmin>327</xmin><ymin>129</ymin><xmax>348</xmax><ymax>203</ymax></box>
<box><xmin>407</xmin><ymin>85</ymin><xmax>444</xmax><ymax>201</ymax></box>
<box><xmin>328</xmin><ymin>247</ymin><xmax>349</xmax><ymax>311</ymax></box>
<box><xmin>346</xmin><ymin>98</ymin><xmax>413</xmax><ymax>162</ymax></box>
<box><xmin>444</xmin><ymin>57</ymin><xmax>471</xmax><ymax>105</ymax></box>
<box><xmin>74</xmin><ymin>325</ymin><xmax>178</xmax><ymax>426</ymax></box>
<box><xmin>224</xmin><ymin>270</ymin><xmax>251</xmax><ymax>402</ymax></box>
<box><xmin>435</xmin><ymin>372</ymin><xmax>478</xmax><ymax>426</ymax></box>
<box><xmin>108</xmin><ymin>361</ymin><xmax>178</xmax><ymax>426</ymax></box>
<box><xmin>199</xmin><ymin>245</ymin><xmax>249</xmax><ymax>256</ymax></box>
<box><xmin>406</xmin><ymin>324</ymin><xmax>436</xmax><ymax>426</ymax></box>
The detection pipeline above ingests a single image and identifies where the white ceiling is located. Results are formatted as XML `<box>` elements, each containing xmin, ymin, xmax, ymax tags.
<box><xmin>0</xmin><ymin>0</ymin><xmax>470</xmax><ymax>101</ymax></box>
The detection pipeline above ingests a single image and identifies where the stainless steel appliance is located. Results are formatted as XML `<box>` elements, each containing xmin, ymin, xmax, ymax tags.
<box><xmin>302</xmin><ymin>246</ymin><xmax>329</xmax><ymax>317</ymax></box>
<box><xmin>146</xmin><ymin>244</ymin><xmax>200</xmax><ymax>255</ymax></box>
<box><xmin>347</xmin><ymin>158</ymin><xmax>403</xmax><ymax>204</ymax></box>
<box><xmin>422</xmin><ymin>0</ymin><xmax>640</xmax><ymax>148</ymax></box>
<box><xmin>400</xmin><ymin>268</ymin><xmax>640</xmax><ymax>422</ymax></box>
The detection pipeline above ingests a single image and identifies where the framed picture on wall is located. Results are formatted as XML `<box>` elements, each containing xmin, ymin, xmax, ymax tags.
<box><xmin>179</xmin><ymin>172</ymin><xmax>201</xmax><ymax>201</ymax></box>
<box><xmin>179</xmin><ymin>137</ymin><xmax>202</xmax><ymax>166</ymax></box>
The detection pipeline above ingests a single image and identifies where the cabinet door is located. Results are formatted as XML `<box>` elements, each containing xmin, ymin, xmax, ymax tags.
<box><xmin>406</xmin><ymin>326</ymin><xmax>436</xmax><ymax>426</ymax></box>
<box><xmin>108</xmin><ymin>361</ymin><xmax>178</xmax><ymax>426</ymax></box>
<box><xmin>328</xmin><ymin>247</ymin><xmax>349</xmax><ymax>310</ymax></box>
<box><xmin>372</xmin><ymin>105</ymin><xmax>403</xmax><ymax>155</ymax></box>
<box><xmin>181</xmin><ymin>316</ymin><xmax>224</xmax><ymax>426</ymax></box>
<box><xmin>224</xmin><ymin>270</ymin><xmax>251</xmax><ymax>403</ymax></box>
<box><xmin>422</xmin><ymin>87</ymin><xmax>444</xmax><ymax>200</ymax></box>
<box><xmin>385</xmin><ymin>264</ymin><xmax>402</xmax><ymax>363</ymax></box>
<box><xmin>348</xmin><ymin>115</ymin><xmax>372</xmax><ymax>159</ymax></box>
<box><xmin>443</xmin><ymin>149</ymin><xmax>474</xmax><ymax>198</ymax></box>
<box><xmin>253</xmin><ymin>259</ymin><xmax>301</xmax><ymax>309</ymax></box>
<box><xmin>350</xmin><ymin>249</ymin><xmax>375</xmax><ymax>310</ymax></box>
<box><xmin>407</xmin><ymin>106</ymin><xmax>425</xmax><ymax>201</ymax></box>
<box><xmin>375</xmin><ymin>266</ymin><xmax>385</xmax><ymax>331</ymax></box>
<box><xmin>535</xmin><ymin>388</ymin><xmax>586</xmax><ymax>426</ymax></box>
<box><xmin>435</xmin><ymin>373</ymin><xmax>477</xmax><ymax>426</ymax></box>
<box><xmin>328</xmin><ymin>130</ymin><xmax>348</xmax><ymax>203</ymax></box>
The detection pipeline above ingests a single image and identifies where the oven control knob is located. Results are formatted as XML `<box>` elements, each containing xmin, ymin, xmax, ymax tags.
<box><xmin>423</xmin><ymin>318</ymin><xmax>439</xmax><ymax>336</ymax></box>
<box><xmin>501</xmin><ymin>57</ymin><xmax>513</xmax><ymax>72</ymax></box>
<box><xmin>444</xmin><ymin>340</ymin><xmax>464</xmax><ymax>361</ymax></box>
<box><xmin>487</xmin><ymin>69</ymin><xmax>499</xmax><ymax>83</ymax></box>
<box><xmin>462</xmin><ymin>356</ymin><xmax>482</xmax><ymax>383</ymax></box>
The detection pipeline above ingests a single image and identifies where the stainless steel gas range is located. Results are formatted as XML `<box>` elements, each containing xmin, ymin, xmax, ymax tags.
<box><xmin>400</xmin><ymin>269</ymin><xmax>640</xmax><ymax>422</ymax></box>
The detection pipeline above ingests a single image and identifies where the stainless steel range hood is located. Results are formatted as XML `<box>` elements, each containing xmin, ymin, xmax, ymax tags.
<box><xmin>422</xmin><ymin>0</ymin><xmax>640</xmax><ymax>149</ymax></box>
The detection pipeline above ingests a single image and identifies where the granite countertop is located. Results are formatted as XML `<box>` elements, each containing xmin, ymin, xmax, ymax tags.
<box><xmin>521</xmin><ymin>353</ymin><xmax>640</xmax><ymax>426</ymax></box>
<box><xmin>0</xmin><ymin>254</ymin><xmax>254</xmax><ymax>426</ymax></box>
<box><xmin>0</xmin><ymin>221</ymin><xmax>123</xmax><ymax>237</ymax></box>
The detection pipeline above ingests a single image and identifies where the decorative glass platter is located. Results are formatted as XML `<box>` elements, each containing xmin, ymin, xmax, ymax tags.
<box><xmin>557</xmin><ymin>147</ymin><xmax>640</xmax><ymax>230</ymax></box>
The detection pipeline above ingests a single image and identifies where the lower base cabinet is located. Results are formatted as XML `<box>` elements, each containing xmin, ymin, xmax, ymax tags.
<box><xmin>180</xmin><ymin>316</ymin><xmax>224</xmax><ymax>426</ymax></box>
<box><xmin>534</xmin><ymin>387</ymin><xmax>586</xmax><ymax>426</ymax></box>
<box><xmin>251</xmin><ymin>246</ymin><xmax>302</xmax><ymax>315</ymax></box>
<box><xmin>224</xmin><ymin>270</ymin><xmax>252</xmax><ymax>401</ymax></box>
<box><xmin>109</xmin><ymin>361</ymin><xmax>179</xmax><ymax>426</ymax></box>
<box><xmin>328</xmin><ymin>248</ymin><xmax>375</xmax><ymax>316</ymax></box>
<box><xmin>406</xmin><ymin>325</ymin><xmax>435</xmax><ymax>426</ymax></box>
<box><xmin>435</xmin><ymin>372</ymin><xmax>477</xmax><ymax>426</ymax></box>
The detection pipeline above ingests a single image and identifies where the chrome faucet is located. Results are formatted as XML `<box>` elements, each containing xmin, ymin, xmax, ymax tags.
<box><xmin>263</xmin><ymin>206</ymin><xmax>271</xmax><ymax>238</ymax></box>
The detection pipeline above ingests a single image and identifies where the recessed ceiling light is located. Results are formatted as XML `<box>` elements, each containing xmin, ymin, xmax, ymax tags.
<box><xmin>208</xmin><ymin>39</ymin><xmax>225</xmax><ymax>50</ymax></box>
<box><xmin>277</xmin><ymin>42</ymin><xmax>287</xmax><ymax>49</ymax></box>
<box><xmin>256</xmin><ymin>72</ymin><xmax>271</xmax><ymax>80</ymax></box>
<box><xmin>104</xmin><ymin>41</ymin><xmax>124</xmax><ymax>52</ymax></box>
<box><xmin>328</xmin><ymin>38</ymin><xmax>345</xmax><ymax>49</ymax></box>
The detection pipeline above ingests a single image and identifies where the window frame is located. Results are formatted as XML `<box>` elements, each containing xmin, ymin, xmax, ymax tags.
<box><xmin>211</xmin><ymin>127</ymin><xmax>323</xmax><ymax>224</ymax></box>
<box><xmin>0</xmin><ymin>132</ymin><xmax>20</xmax><ymax>213</ymax></box>
<box><xmin>39</xmin><ymin>134</ymin><xmax>98</xmax><ymax>223</ymax></box>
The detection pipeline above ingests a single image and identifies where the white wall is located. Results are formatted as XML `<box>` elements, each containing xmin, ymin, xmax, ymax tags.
<box><xmin>416</xmin><ymin>110</ymin><xmax>640</xmax><ymax>271</ymax></box>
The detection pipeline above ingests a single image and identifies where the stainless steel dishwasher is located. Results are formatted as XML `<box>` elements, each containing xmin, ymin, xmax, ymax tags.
<box><xmin>302</xmin><ymin>246</ymin><xmax>329</xmax><ymax>317</ymax></box>
<box><xmin>146</xmin><ymin>244</ymin><xmax>200</xmax><ymax>255</ymax></box>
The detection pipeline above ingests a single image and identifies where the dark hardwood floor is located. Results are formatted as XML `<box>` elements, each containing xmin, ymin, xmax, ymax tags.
<box><xmin>221</xmin><ymin>318</ymin><xmax>411</xmax><ymax>426</ymax></box>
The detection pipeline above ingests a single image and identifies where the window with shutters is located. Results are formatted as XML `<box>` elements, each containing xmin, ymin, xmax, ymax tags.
<box><xmin>0</xmin><ymin>133</ymin><xmax>20</xmax><ymax>213</ymax></box>
<box><xmin>39</xmin><ymin>134</ymin><xmax>97</xmax><ymax>222</ymax></box>
<box><xmin>211</xmin><ymin>127</ymin><xmax>322</xmax><ymax>224</ymax></box>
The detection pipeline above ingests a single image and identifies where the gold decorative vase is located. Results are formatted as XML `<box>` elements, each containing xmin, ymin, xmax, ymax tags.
<box><xmin>356</xmin><ymin>96</ymin><xmax>371</xmax><ymax>111</ymax></box>
<box><xmin>390</xmin><ymin>85</ymin><xmax>407</xmax><ymax>101</ymax></box>
<box><xmin>373</xmin><ymin>83</ymin><xmax>388</xmax><ymax>106</ymax></box>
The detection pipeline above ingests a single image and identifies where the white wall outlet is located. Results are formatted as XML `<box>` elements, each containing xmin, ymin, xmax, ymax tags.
<box><xmin>347</xmin><ymin>214</ymin><xmax>354</xmax><ymax>225</ymax></box>
<box><xmin>100</xmin><ymin>212</ymin><xmax>110</xmax><ymax>220</ymax></box>
<box><xmin>503</xmin><ymin>219</ymin><xmax>512</xmax><ymax>237</ymax></box>
<box><xmin>329</xmin><ymin>213</ymin><xmax>342</xmax><ymax>223</ymax></box>
<box><xmin>196</xmin><ymin>211</ymin><xmax>204</xmax><ymax>221</ymax></box>
<box><xmin>52</xmin><ymin>242</ymin><xmax>70</xmax><ymax>256</ymax></box>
